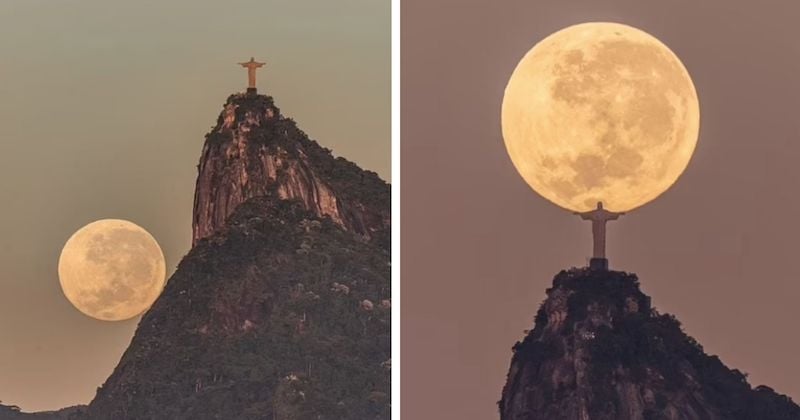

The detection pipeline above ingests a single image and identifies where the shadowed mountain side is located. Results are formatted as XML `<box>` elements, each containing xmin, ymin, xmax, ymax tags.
<box><xmin>500</xmin><ymin>269</ymin><xmax>800</xmax><ymax>420</ymax></box>
<box><xmin>79</xmin><ymin>195</ymin><xmax>391</xmax><ymax>419</ymax></box>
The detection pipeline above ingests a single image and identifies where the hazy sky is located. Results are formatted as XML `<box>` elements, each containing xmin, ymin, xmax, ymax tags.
<box><xmin>403</xmin><ymin>0</ymin><xmax>800</xmax><ymax>419</ymax></box>
<box><xmin>0</xmin><ymin>0</ymin><xmax>388</xmax><ymax>411</ymax></box>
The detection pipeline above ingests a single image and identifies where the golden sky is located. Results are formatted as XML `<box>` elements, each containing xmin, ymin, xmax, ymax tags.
<box><xmin>0</xmin><ymin>0</ymin><xmax>388</xmax><ymax>411</ymax></box>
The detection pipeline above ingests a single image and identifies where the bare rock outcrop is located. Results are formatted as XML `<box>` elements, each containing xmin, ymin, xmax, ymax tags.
<box><xmin>192</xmin><ymin>93</ymin><xmax>389</xmax><ymax>247</ymax></box>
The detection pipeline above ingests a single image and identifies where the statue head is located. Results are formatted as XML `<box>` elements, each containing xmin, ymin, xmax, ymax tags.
<box><xmin>596</xmin><ymin>201</ymin><xmax>604</xmax><ymax>209</ymax></box>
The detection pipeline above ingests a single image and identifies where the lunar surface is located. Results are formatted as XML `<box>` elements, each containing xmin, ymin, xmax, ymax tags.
<box><xmin>58</xmin><ymin>219</ymin><xmax>166</xmax><ymax>321</ymax></box>
<box><xmin>502</xmin><ymin>22</ymin><xmax>700</xmax><ymax>212</ymax></box>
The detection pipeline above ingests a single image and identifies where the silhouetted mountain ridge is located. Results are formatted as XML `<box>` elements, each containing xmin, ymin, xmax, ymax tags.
<box><xmin>0</xmin><ymin>404</ymin><xmax>85</xmax><ymax>420</ymax></box>
<box><xmin>500</xmin><ymin>269</ymin><xmax>800</xmax><ymax>420</ymax></box>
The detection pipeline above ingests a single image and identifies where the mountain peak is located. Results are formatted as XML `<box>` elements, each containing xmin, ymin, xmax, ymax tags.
<box><xmin>70</xmin><ymin>90</ymin><xmax>392</xmax><ymax>419</ymax></box>
<box><xmin>500</xmin><ymin>268</ymin><xmax>800</xmax><ymax>420</ymax></box>
<box><xmin>192</xmin><ymin>92</ymin><xmax>389</xmax><ymax>247</ymax></box>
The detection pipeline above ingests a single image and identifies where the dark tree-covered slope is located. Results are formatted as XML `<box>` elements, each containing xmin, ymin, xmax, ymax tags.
<box><xmin>82</xmin><ymin>195</ymin><xmax>391</xmax><ymax>419</ymax></box>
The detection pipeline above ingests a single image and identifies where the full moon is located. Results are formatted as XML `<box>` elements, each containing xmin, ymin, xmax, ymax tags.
<box><xmin>58</xmin><ymin>219</ymin><xmax>166</xmax><ymax>321</ymax></box>
<box><xmin>502</xmin><ymin>22</ymin><xmax>700</xmax><ymax>212</ymax></box>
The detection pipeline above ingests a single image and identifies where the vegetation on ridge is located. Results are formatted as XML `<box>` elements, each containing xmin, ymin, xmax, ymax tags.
<box><xmin>83</xmin><ymin>196</ymin><xmax>390</xmax><ymax>419</ymax></box>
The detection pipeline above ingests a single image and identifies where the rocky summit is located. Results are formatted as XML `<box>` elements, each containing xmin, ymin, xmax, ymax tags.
<box><xmin>500</xmin><ymin>269</ymin><xmax>800</xmax><ymax>420</ymax></box>
<box><xmin>192</xmin><ymin>92</ymin><xmax>389</xmax><ymax>247</ymax></box>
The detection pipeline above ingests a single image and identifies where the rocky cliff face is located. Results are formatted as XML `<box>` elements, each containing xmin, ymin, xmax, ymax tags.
<box><xmin>192</xmin><ymin>92</ymin><xmax>389</xmax><ymax>247</ymax></box>
<box><xmin>500</xmin><ymin>269</ymin><xmax>800</xmax><ymax>420</ymax></box>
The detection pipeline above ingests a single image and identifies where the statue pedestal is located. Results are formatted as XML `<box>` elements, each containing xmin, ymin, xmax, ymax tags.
<box><xmin>589</xmin><ymin>257</ymin><xmax>608</xmax><ymax>271</ymax></box>
<box><xmin>246</xmin><ymin>87</ymin><xmax>258</xmax><ymax>95</ymax></box>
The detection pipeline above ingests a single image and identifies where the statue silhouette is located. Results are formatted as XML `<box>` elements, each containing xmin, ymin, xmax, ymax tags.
<box><xmin>574</xmin><ymin>201</ymin><xmax>624</xmax><ymax>263</ymax></box>
<box><xmin>239</xmin><ymin>57</ymin><xmax>266</xmax><ymax>91</ymax></box>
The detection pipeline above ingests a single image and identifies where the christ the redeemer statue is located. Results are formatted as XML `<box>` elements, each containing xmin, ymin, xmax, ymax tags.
<box><xmin>239</xmin><ymin>57</ymin><xmax>266</xmax><ymax>93</ymax></box>
<box><xmin>574</xmin><ymin>201</ymin><xmax>624</xmax><ymax>270</ymax></box>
